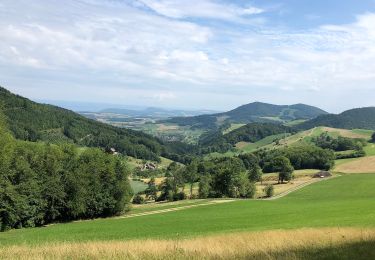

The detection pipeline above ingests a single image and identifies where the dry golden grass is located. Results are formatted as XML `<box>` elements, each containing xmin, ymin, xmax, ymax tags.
<box><xmin>157</xmin><ymin>124</ymin><xmax>179</xmax><ymax>131</ymax></box>
<box><xmin>2</xmin><ymin>228</ymin><xmax>374</xmax><ymax>260</ymax></box>
<box><xmin>256</xmin><ymin>170</ymin><xmax>323</xmax><ymax>198</ymax></box>
<box><xmin>321</xmin><ymin>127</ymin><xmax>369</xmax><ymax>139</ymax></box>
<box><xmin>335</xmin><ymin>156</ymin><xmax>375</xmax><ymax>173</ymax></box>
<box><xmin>235</xmin><ymin>141</ymin><xmax>251</xmax><ymax>149</ymax></box>
<box><xmin>141</xmin><ymin>177</ymin><xmax>166</xmax><ymax>185</ymax></box>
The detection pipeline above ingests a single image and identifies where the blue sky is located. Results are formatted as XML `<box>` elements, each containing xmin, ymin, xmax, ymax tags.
<box><xmin>1</xmin><ymin>0</ymin><xmax>375</xmax><ymax>112</ymax></box>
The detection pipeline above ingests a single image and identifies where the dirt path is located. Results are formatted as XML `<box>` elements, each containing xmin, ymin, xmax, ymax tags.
<box><xmin>119</xmin><ymin>200</ymin><xmax>234</xmax><ymax>219</ymax></box>
<box><xmin>263</xmin><ymin>175</ymin><xmax>339</xmax><ymax>200</ymax></box>
<box><xmin>120</xmin><ymin>176</ymin><xmax>338</xmax><ymax>219</ymax></box>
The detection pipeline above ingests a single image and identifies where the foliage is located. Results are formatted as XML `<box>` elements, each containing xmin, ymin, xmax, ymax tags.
<box><xmin>0</xmin><ymin>86</ymin><xmax>182</xmax><ymax>162</ymax></box>
<box><xmin>145</xmin><ymin>178</ymin><xmax>158</xmax><ymax>201</ymax></box>
<box><xmin>199</xmin><ymin>123</ymin><xmax>294</xmax><ymax>153</ymax></box>
<box><xmin>197</xmin><ymin>157</ymin><xmax>256</xmax><ymax>198</ymax></box>
<box><xmin>372</xmin><ymin>132</ymin><xmax>375</xmax><ymax>143</ymax></box>
<box><xmin>299</xmin><ymin>107</ymin><xmax>375</xmax><ymax>130</ymax></box>
<box><xmin>312</xmin><ymin>133</ymin><xmax>366</xmax><ymax>151</ymax></box>
<box><xmin>165</xmin><ymin>102</ymin><xmax>327</xmax><ymax>129</ymax></box>
<box><xmin>0</xmin><ymin>109</ymin><xmax>132</xmax><ymax>231</ymax></box>
<box><xmin>239</xmin><ymin>153</ymin><xmax>263</xmax><ymax>182</ymax></box>
<box><xmin>264</xmin><ymin>185</ymin><xmax>274</xmax><ymax>198</ymax></box>
<box><xmin>198</xmin><ymin>175</ymin><xmax>211</xmax><ymax>199</ymax></box>
<box><xmin>1</xmin><ymin>174</ymin><xmax>374</xmax><ymax>244</ymax></box>
<box><xmin>132</xmin><ymin>195</ymin><xmax>145</xmax><ymax>204</ymax></box>
<box><xmin>335</xmin><ymin>150</ymin><xmax>366</xmax><ymax>159</ymax></box>
<box><xmin>259</xmin><ymin>145</ymin><xmax>335</xmax><ymax>172</ymax></box>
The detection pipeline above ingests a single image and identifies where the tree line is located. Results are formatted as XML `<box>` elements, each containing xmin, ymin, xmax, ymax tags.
<box><xmin>0</xmin><ymin>112</ymin><xmax>132</xmax><ymax>231</ymax></box>
<box><xmin>312</xmin><ymin>133</ymin><xmax>366</xmax><ymax>159</ymax></box>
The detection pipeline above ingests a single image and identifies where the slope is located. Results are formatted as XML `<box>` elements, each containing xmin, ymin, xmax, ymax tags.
<box><xmin>1</xmin><ymin>174</ymin><xmax>374</xmax><ymax>245</ymax></box>
<box><xmin>0</xmin><ymin>86</ymin><xmax>165</xmax><ymax>161</ymax></box>
<box><xmin>299</xmin><ymin>107</ymin><xmax>375</xmax><ymax>130</ymax></box>
<box><xmin>165</xmin><ymin>102</ymin><xmax>327</xmax><ymax>129</ymax></box>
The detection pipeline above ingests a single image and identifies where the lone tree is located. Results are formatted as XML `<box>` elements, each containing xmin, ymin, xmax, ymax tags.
<box><xmin>238</xmin><ymin>153</ymin><xmax>263</xmax><ymax>183</ymax></box>
<box><xmin>145</xmin><ymin>177</ymin><xmax>158</xmax><ymax>201</ymax></box>
<box><xmin>273</xmin><ymin>156</ymin><xmax>294</xmax><ymax>184</ymax></box>
<box><xmin>264</xmin><ymin>184</ymin><xmax>274</xmax><ymax>198</ymax></box>
<box><xmin>185</xmin><ymin>161</ymin><xmax>198</xmax><ymax>198</ymax></box>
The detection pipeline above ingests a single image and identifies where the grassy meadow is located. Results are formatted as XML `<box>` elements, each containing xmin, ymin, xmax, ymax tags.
<box><xmin>2</xmin><ymin>228</ymin><xmax>375</xmax><ymax>259</ymax></box>
<box><xmin>1</xmin><ymin>174</ymin><xmax>375</xmax><ymax>247</ymax></box>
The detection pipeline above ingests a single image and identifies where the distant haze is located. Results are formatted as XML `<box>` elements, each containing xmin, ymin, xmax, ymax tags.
<box><xmin>1</xmin><ymin>0</ymin><xmax>375</xmax><ymax>113</ymax></box>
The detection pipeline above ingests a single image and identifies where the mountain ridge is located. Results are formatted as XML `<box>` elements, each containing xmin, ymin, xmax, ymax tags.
<box><xmin>164</xmin><ymin>101</ymin><xmax>328</xmax><ymax>129</ymax></box>
<box><xmin>299</xmin><ymin>107</ymin><xmax>375</xmax><ymax>130</ymax></box>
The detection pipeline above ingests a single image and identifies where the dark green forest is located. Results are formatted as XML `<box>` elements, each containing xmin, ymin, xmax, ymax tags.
<box><xmin>199</xmin><ymin>123</ymin><xmax>293</xmax><ymax>153</ymax></box>
<box><xmin>165</xmin><ymin>102</ymin><xmax>327</xmax><ymax>129</ymax></box>
<box><xmin>0</xmin><ymin>110</ymin><xmax>132</xmax><ymax>231</ymax></box>
<box><xmin>299</xmin><ymin>107</ymin><xmax>375</xmax><ymax>130</ymax></box>
<box><xmin>0</xmin><ymin>87</ymin><xmax>174</xmax><ymax>162</ymax></box>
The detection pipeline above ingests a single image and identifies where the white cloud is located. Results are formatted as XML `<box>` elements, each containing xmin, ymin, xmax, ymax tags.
<box><xmin>0</xmin><ymin>0</ymin><xmax>375</xmax><ymax>111</ymax></box>
<box><xmin>152</xmin><ymin>92</ymin><xmax>177</xmax><ymax>101</ymax></box>
<box><xmin>138</xmin><ymin>0</ymin><xmax>264</xmax><ymax>20</ymax></box>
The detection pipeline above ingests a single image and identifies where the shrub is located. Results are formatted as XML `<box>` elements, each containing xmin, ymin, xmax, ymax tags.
<box><xmin>174</xmin><ymin>192</ymin><xmax>187</xmax><ymax>201</ymax></box>
<box><xmin>132</xmin><ymin>194</ymin><xmax>145</xmax><ymax>204</ymax></box>
<box><xmin>264</xmin><ymin>185</ymin><xmax>274</xmax><ymax>198</ymax></box>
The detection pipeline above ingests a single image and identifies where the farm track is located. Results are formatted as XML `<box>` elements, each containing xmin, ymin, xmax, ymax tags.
<box><xmin>263</xmin><ymin>175</ymin><xmax>339</xmax><ymax>200</ymax></box>
<box><xmin>119</xmin><ymin>200</ymin><xmax>234</xmax><ymax>219</ymax></box>
<box><xmin>120</xmin><ymin>176</ymin><xmax>338</xmax><ymax>219</ymax></box>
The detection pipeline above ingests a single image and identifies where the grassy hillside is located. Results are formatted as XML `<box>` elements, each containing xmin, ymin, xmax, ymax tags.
<box><xmin>199</xmin><ymin>123</ymin><xmax>293</xmax><ymax>153</ymax></box>
<box><xmin>165</xmin><ymin>102</ymin><xmax>327</xmax><ymax>129</ymax></box>
<box><xmin>1</xmin><ymin>174</ymin><xmax>374</xmax><ymax>246</ymax></box>
<box><xmin>0</xmin><ymin>86</ymin><xmax>169</xmax><ymax>161</ymax></box>
<box><xmin>300</xmin><ymin>107</ymin><xmax>375</xmax><ymax>130</ymax></box>
<box><xmin>233</xmin><ymin>127</ymin><xmax>373</xmax><ymax>154</ymax></box>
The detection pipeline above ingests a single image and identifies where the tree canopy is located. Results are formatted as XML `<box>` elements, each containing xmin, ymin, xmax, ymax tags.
<box><xmin>0</xmin><ymin>109</ymin><xmax>132</xmax><ymax>231</ymax></box>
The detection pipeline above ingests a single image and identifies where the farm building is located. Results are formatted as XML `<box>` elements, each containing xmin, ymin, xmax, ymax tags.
<box><xmin>313</xmin><ymin>171</ymin><xmax>332</xmax><ymax>178</ymax></box>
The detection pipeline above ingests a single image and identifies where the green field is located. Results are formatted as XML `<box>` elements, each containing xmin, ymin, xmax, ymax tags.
<box><xmin>130</xmin><ymin>180</ymin><xmax>148</xmax><ymax>193</ymax></box>
<box><xmin>1</xmin><ymin>174</ymin><xmax>375</xmax><ymax>247</ymax></box>
<box><xmin>222</xmin><ymin>123</ymin><xmax>245</xmax><ymax>134</ymax></box>
<box><xmin>217</xmin><ymin>127</ymin><xmax>375</xmax><ymax>157</ymax></box>
<box><xmin>364</xmin><ymin>143</ymin><xmax>375</xmax><ymax>156</ymax></box>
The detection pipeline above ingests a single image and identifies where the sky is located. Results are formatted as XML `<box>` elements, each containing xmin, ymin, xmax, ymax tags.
<box><xmin>1</xmin><ymin>0</ymin><xmax>375</xmax><ymax>113</ymax></box>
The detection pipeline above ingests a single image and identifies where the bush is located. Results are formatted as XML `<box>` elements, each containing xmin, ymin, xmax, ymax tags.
<box><xmin>372</xmin><ymin>132</ymin><xmax>375</xmax><ymax>143</ymax></box>
<box><xmin>264</xmin><ymin>185</ymin><xmax>274</xmax><ymax>198</ymax></box>
<box><xmin>132</xmin><ymin>194</ymin><xmax>145</xmax><ymax>204</ymax></box>
<box><xmin>335</xmin><ymin>149</ymin><xmax>366</xmax><ymax>159</ymax></box>
<box><xmin>174</xmin><ymin>191</ymin><xmax>187</xmax><ymax>201</ymax></box>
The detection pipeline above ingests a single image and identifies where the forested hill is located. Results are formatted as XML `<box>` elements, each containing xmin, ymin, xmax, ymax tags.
<box><xmin>0</xmin><ymin>86</ymin><xmax>166</xmax><ymax>161</ymax></box>
<box><xmin>164</xmin><ymin>102</ymin><xmax>327</xmax><ymax>129</ymax></box>
<box><xmin>199</xmin><ymin>123</ymin><xmax>294</xmax><ymax>153</ymax></box>
<box><xmin>299</xmin><ymin>107</ymin><xmax>375</xmax><ymax>130</ymax></box>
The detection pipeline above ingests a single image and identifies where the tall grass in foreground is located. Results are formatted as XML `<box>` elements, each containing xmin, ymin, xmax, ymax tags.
<box><xmin>1</xmin><ymin>228</ymin><xmax>375</xmax><ymax>260</ymax></box>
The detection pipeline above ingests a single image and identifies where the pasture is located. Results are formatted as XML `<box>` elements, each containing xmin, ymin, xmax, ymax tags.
<box><xmin>335</xmin><ymin>156</ymin><xmax>375</xmax><ymax>173</ymax></box>
<box><xmin>2</xmin><ymin>228</ymin><xmax>374</xmax><ymax>259</ymax></box>
<box><xmin>1</xmin><ymin>174</ymin><xmax>375</xmax><ymax>247</ymax></box>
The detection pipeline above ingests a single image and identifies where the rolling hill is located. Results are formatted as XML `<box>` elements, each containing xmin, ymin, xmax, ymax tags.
<box><xmin>199</xmin><ymin>123</ymin><xmax>294</xmax><ymax>153</ymax></box>
<box><xmin>165</xmin><ymin>102</ymin><xmax>328</xmax><ymax>129</ymax></box>
<box><xmin>299</xmin><ymin>107</ymin><xmax>375</xmax><ymax>130</ymax></box>
<box><xmin>0</xmin><ymin>86</ymin><xmax>169</xmax><ymax>161</ymax></box>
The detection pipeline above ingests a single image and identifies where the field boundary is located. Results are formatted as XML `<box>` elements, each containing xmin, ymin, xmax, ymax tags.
<box><xmin>120</xmin><ymin>176</ymin><xmax>338</xmax><ymax>219</ymax></box>
<box><xmin>119</xmin><ymin>199</ymin><xmax>234</xmax><ymax>219</ymax></box>
<box><xmin>263</xmin><ymin>175</ymin><xmax>339</xmax><ymax>200</ymax></box>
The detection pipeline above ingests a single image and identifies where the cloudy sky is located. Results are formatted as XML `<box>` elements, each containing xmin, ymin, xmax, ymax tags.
<box><xmin>1</xmin><ymin>0</ymin><xmax>375</xmax><ymax>112</ymax></box>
